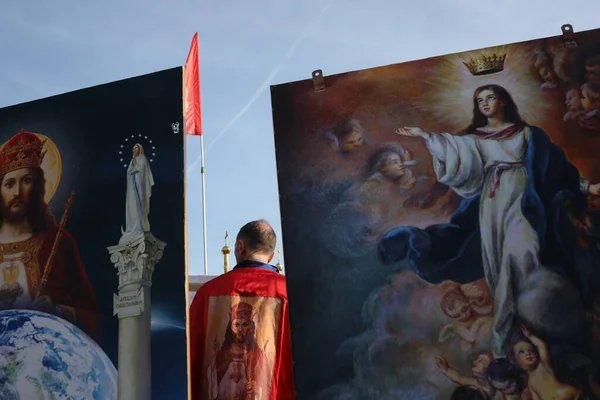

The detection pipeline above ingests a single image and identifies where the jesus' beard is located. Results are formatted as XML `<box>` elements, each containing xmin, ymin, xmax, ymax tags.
<box><xmin>1</xmin><ymin>198</ymin><xmax>29</xmax><ymax>223</ymax></box>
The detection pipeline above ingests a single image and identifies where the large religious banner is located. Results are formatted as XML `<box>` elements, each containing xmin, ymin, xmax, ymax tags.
<box><xmin>271</xmin><ymin>26</ymin><xmax>600</xmax><ymax>399</ymax></box>
<box><xmin>0</xmin><ymin>67</ymin><xmax>187</xmax><ymax>399</ymax></box>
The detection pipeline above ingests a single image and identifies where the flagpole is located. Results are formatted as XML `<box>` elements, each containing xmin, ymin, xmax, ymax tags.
<box><xmin>200</xmin><ymin>134</ymin><xmax>208</xmax><ymax>275</ymax></box>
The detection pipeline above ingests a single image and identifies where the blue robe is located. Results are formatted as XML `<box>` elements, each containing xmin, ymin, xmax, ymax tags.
<box><xmin>377</xmin><ymin>126</ymin><xmax>597</xmax><ymax>304</ymax></box>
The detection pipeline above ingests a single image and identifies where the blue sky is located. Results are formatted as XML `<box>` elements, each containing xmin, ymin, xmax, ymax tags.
<box><xmin>1</xmin><ymin>1</ymin><xmax>599</xmax><ymax>276</ymax></box>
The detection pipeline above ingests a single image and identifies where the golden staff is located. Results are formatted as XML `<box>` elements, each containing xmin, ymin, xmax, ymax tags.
<box><xmin>36</xmin><ymin>190</ymin><xmax>76</xmax><ymax>298</ymax></box>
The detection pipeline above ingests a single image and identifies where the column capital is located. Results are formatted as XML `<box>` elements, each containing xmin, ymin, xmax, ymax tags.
<box><xmin>107</xmin><ymin>232</ymin><xmax>166</xmax><ymax>288</ymax></box>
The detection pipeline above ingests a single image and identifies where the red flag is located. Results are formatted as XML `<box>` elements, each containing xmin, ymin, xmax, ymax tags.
<box><xmin>184</xmin><ymin>32</ymin><xmax>202</xmax><ymax>136</ymax></box>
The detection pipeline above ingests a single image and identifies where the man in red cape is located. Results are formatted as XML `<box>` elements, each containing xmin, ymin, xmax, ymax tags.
<box><xmin>0</xmin><ymin>130</ymin><xmax>100</xmax><ymax>343</ymax></box>
<box><xmin>190</xmin><ymin>220</ymin><xmax>294</xmax><ymax>400</ymax></box>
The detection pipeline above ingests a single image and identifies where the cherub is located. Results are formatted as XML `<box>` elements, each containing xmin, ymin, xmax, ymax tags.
<box><xmin>581</xmin><ymin>82</ymin><xmax>600</xmax><ymax>118</ymax></box>
<box><xmin>538</xmin><ymin>64</ymin><xmax>560</xmax><ymax>90</ymax></box>
<box><xmin>486</xmin><ymin>358</ymin><xmax>531</xmax><ymax>400</ymax></box>
<box><xmin>534</xmin><ymin>48</ymin><xmax>560</xmax><ymax>90</ymax></box>
<box><xmin>436</xmin><ymin>351</ymin><xmax>496</xmax><ymax>399</ymax></box>
<box><xmin>325</xmin><ymin>117</ymin><xmax>366</xmax><ymax>154</ymax></box>
<box><xmin>576</xmin><ymin>82</ymin><xmax>600</xmax><ymax>131</ymax></box>
<box><xmin>584</xmin><ymin>55</ymin><xmax>600</xmax><ymax>83</ymax></box>
<box><xmin>460</xmin><ymin>281</ymin><xmax>493</xmax><ymax>317</ymax></box>
<box><xmin>363</xmin><ymin>144</ymin><xmax>417</xmax><ymax>191</ymax></box>
<box><xmin>563</xmin><ymin>88</ymin><xmax>585</xmax><ymax>122</ymax></box>
<box><xmin>439</xmin><ymin>287</ymin><xmax>492</xmax><ymax>348</ymax></box>
<box><xmin>341</xmin><ymin>144</ymin><xmax>418</xmax><ymax>244</ymax></box>
<box><xmin>509</xmin><ymin>326</ymin><xmax>581</xmax><ymax>400</ymax></box>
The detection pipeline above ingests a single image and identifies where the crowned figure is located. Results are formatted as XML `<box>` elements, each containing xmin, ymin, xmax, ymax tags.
<box><xmin>380</xmin><ymin>82</ymin><xmax>600</xmax><ymax>357</ymax></box>
<box><xmin>0</xmin><ymin>130</ymin><xmax>100</xmax><ymax>342</ymax></box>
<box><xmin>207</xmin><ymin>302</ymin><xmax>271</xmax><ymax>400</ymax></box>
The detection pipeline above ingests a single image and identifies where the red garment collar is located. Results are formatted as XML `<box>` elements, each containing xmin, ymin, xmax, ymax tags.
<box><xmin>469</xmin><ymin>122</ymin><xmax>526</xmax><ymax>140</ymax></box>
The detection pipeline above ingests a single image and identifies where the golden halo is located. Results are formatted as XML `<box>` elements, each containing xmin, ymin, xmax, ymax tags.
<box><xmin>416</xmin><ymin>43</ymin><xmax>550</xmax><ymax>133</ymax></box>
<box><xmin>0</xmin><ymin>133</ymin><xmax>62</xmax><ymax>203</ymax></box>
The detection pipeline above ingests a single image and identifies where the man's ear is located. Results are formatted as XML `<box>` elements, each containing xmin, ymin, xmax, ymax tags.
<box><xmin>267</xmin><ymin>252</ymin><xmax>274</xmax><ymax>263</ymax></box>
<box><xmin>236</xmin><ymin>239</ymin><xmax>245</xmax><ymax>254</ymax></box>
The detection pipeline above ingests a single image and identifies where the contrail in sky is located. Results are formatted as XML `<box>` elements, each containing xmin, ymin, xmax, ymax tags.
<box><xmin>187</xmin><ymin>0</ymin><xmax>334</xmax><ymax>174</ymax></box>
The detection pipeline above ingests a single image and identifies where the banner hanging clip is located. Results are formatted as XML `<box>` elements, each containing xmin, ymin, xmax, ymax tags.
<box><xmin>312</xmin><ymin>69</ymin><xmax>325</xmax><ymax>92</ymax></box>
<box><xmin>561</xmin><ymin>24</ymin><xmax>577</xmax><ymax>48</ymax></box>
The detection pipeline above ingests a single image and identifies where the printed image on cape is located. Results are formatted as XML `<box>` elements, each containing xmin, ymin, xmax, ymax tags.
<box><xmin>270</xmin><ymin>27</ymin><xmax>600</xmax><ymax>399</ymax></box>
<box><xmin>189</xmin><ymin>266</ymin><xmax>294</xmax><ymax>400</ymax></box>
<box><xmin>203</xmin><ymin>295</ymin><xmax>281</xmax><ymax>400</ymax></box>
<box><xmin>0</xmin><ymin>67</ymin><xmax>187</xmax><ymax>399</ymax></box>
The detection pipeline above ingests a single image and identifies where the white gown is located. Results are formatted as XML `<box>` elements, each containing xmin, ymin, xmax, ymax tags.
<box><xmin>120</xmin><ymin>144</ymin><xmax>154</xmax><ymax>244</ymax></box>
<box><xmin>424</xmin><ymin>125</ymin><xmax>538</xmax><ymax>356</ymax></box>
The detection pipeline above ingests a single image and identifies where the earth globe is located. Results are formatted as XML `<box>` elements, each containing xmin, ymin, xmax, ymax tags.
<box><xmin>0</xmin><ymin>309</ymin><xmax>117</xmax><ymax>399</ymax></box>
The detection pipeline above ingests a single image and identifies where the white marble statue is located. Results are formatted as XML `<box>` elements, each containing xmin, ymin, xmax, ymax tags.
<box><xmin>120</xmin><ymin>143</ymin><xmax>154</xmax><ymax>244</ymax></box>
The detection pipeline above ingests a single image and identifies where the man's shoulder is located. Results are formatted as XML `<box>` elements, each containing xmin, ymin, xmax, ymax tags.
<box><xmin>196</xmin><ymin>269</ymin><xmax>287</xmax><ymax>297</ymax></box>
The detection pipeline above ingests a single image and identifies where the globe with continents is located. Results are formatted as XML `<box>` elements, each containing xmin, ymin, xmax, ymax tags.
<box><xmin>0</xmin><ymin>309</ymin><xmax>117</xmax><ymax>399</ymax></box>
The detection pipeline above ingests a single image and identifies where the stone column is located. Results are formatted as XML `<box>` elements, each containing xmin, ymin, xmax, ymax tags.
<box><xmin>107</xmin><ymin>232</ymin><xmax>166</xmax><ymax>400</ymax></box>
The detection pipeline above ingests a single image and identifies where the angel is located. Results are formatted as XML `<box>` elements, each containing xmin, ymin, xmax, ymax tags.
<box><xmin>436</xmin><ymin>351</ymin><xmax>496</xmax><ymax>399</ymax></box>
<box><xmin>318</xmin><ymin>143</ymin><xmax>419</xmax><ymax>258</ymax></box>
<box><xmin>564</xmin><ymin>88</ymin><xmax>586</xmax><ymax>122</ymax></box>
<box><xmin>460</xmin><ymin>281</ymin><xmax>493</xmax><ymax>317</ymax></box>
<box><xmin>325</xmin><ymin>117</ymin><xmax>366</xmax><ymax>154</ymax></box>
<box><xmin>509</xmin><ymin>326</ymin><xmax>581</xmax><ymax>400</ymax></box>
<box><xmin>438</xmin><ymin>286</ymin><xmax>492</xmax><ymax>349</ymax></box>
<box><xmin>534</xmin><ymin>48</ymin><xmax>560</xmax><ymax>90</ymax></box>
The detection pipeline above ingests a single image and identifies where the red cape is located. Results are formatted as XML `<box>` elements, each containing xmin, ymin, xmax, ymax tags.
<box><xmin>189</xmin><ymin>267</ymin><xmax>294</xmax><ymax>400</ymax></box>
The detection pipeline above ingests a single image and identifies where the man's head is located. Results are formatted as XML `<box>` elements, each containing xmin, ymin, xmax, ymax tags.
<box><xmin>0</xmin><ymin>131</ymin><xmax>55</xmax><ymax>232</ymax></box>
<box><xmin>234</xmin><ymin>219</ymin><xmax>276</xmax><ymax>264</ymax></box>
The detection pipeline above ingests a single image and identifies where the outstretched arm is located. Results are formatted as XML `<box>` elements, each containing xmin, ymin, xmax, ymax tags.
<box><xmin>396</xmin><ymin>126</ymin><xmax>432</xmax><ymax>139</ymax></box>
<box><xmin>397</xmin><ymin>126</ymin><xmax>485</xmax><ymax>198</ymax></box>
<box><xmin>436</xmin><ymin>356</ymin><xmax>478</xmax><ymax>386</ymax></box>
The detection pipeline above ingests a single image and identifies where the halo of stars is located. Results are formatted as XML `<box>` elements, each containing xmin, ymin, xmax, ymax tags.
<box><xmin>118</xmin><ymin>133</ymin><xmax>157</xmax><ymax>168</ymax></box>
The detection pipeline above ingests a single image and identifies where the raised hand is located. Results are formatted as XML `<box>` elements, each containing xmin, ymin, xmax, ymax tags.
<box><xmin>396</xmin><ymin>126</ymin><xmax>428</xmax><ymax>138</ymax></box>
<box><xmin>520</xmin><ymin>325</ymin><xmax>532</xmax><ymax>337</ymax></box>
<box><xmin>435</xmin><ymin>356</ymin><xmax>449</xmax><ymax>372</ymax></box>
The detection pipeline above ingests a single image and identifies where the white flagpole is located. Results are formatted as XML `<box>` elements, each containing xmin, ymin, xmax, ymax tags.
<box><xmin>200</xmin><ymin>134</ymin><xmax>208</xmax><ymax>275</ymax></box>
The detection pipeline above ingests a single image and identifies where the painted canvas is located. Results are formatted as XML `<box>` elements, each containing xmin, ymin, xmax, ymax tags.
<box><xmin>271</xmin><ymin>27</ymin><xmax>600</xmax><ymax>399</ymax></box>
<box><xmin>0</xmin><ymin>67</ymin><xmax>187</xmax><ymax>399</ymax></box>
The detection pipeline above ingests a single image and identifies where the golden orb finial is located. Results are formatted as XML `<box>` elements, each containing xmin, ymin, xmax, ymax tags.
<box><xmin>222</xmin><ymin>231</ymin><xmax>231</xmax><ymax>273</ymax></box>
<box><xmin>221</xmin><ymin>231</ymin><xmax>231</xmax><ymax>255</ymax></box>
<box><xmin>275</xmin><ymin>246</ymin><xmax>283</xmax><ymax>272</ymax></box>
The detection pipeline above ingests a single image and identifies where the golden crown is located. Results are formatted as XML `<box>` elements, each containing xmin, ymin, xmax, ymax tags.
<box><xmin>231</xmin><ymin>302</ymin><xmax>254</xmax><ymax>319</ymax></box>
<box><xmin>0</xmin><ymin>131</ymin><xmax>47</xmax><ymax>176</ymax></box>
<box><xmin>463</xmin><ymin>53</ymin><xmax>507</xmax><ymax>76</ymax></box>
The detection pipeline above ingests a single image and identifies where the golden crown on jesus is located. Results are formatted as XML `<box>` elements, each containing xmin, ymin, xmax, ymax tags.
<box><xmin>0</xmin><ymin>130</ymin><xmax>47</xmax><ymax>176</ymax></box>
<box><xmin>231</xmin><ymin>302</ymin><xmax>254</xmax><ymax>319</ymax></box>
<box><xmin>462</xmin><ymin>53</ymin><xmax>507</xmax><ymax>76</ymax></box>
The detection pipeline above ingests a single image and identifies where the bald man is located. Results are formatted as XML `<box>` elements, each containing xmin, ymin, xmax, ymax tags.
<box><xmin>189</xmin><ymin>220</ymin><xmax>294</xmax><ymax>400</ymax></box>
